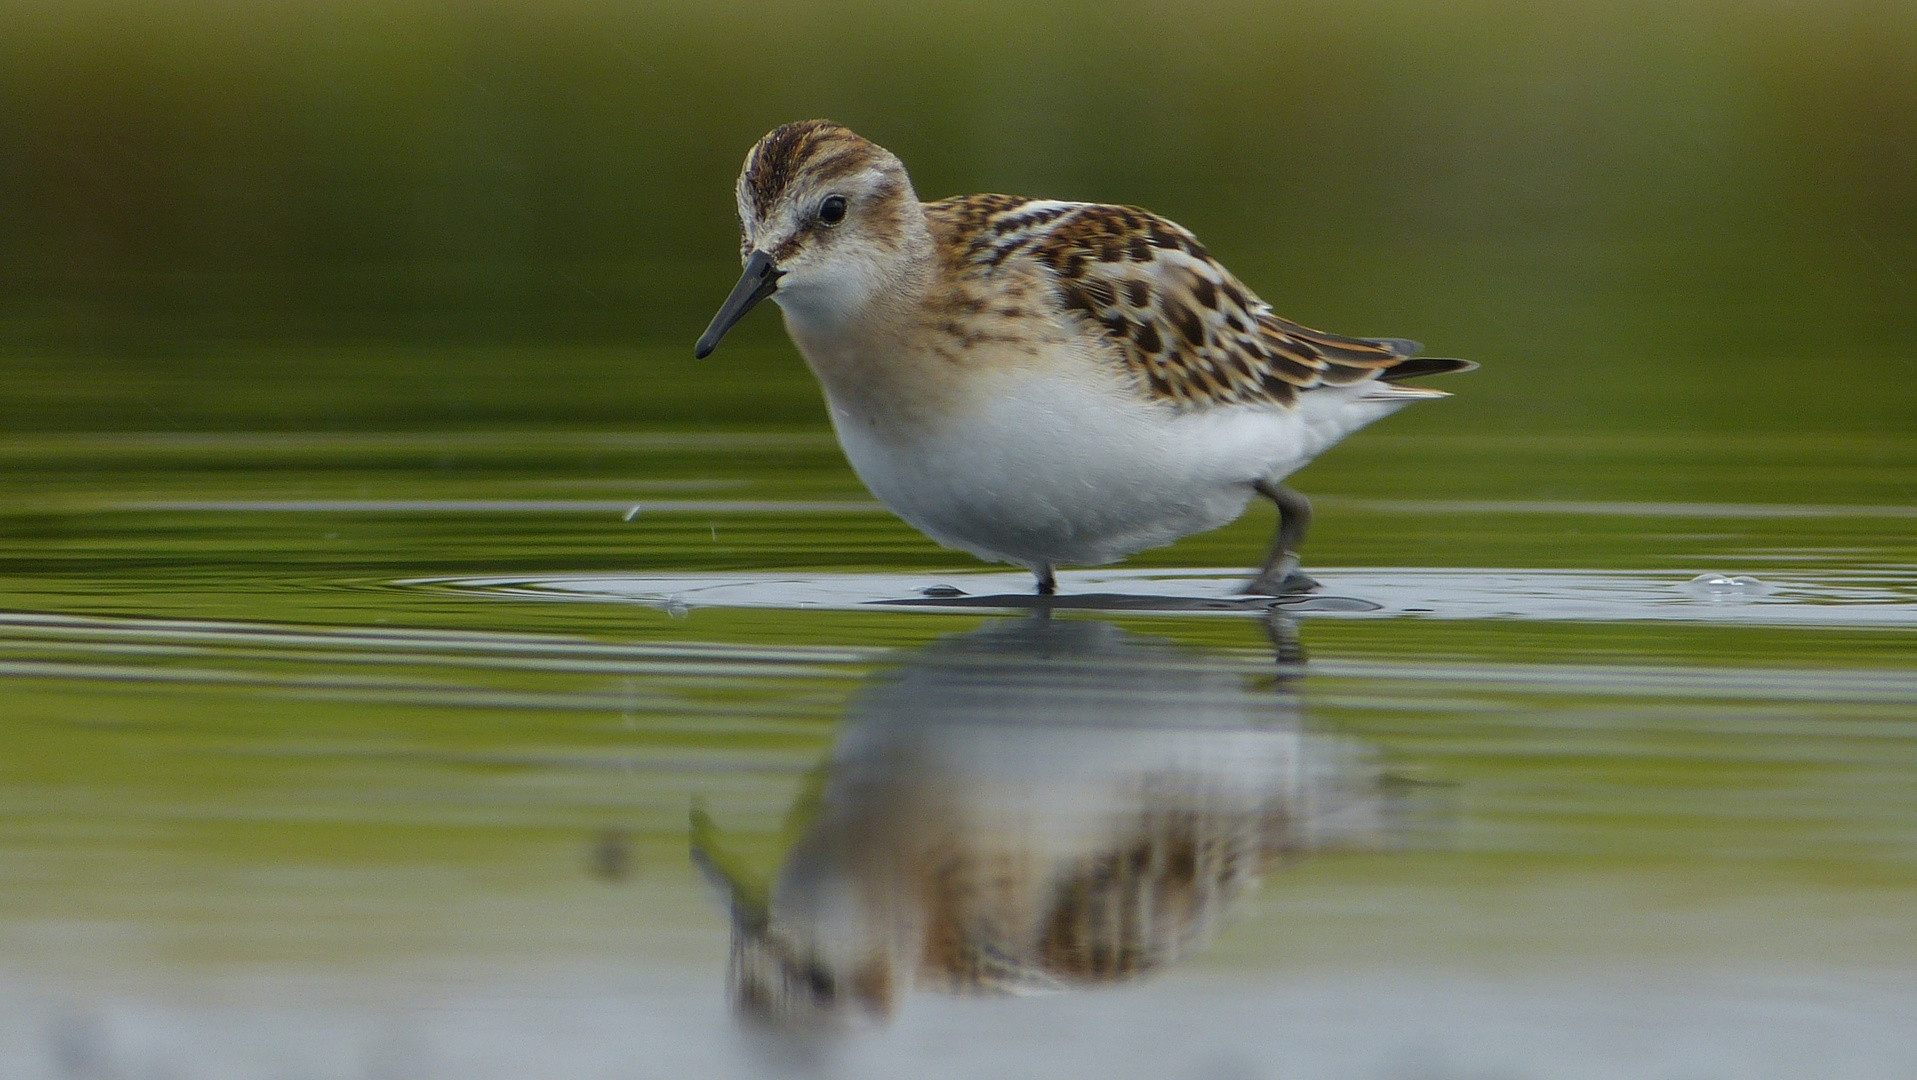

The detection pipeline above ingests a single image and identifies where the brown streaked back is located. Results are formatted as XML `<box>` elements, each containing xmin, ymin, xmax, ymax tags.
<box><xmin>926</xmin><ymin>193</ymin><xmax>1456</xmax><ymax>410</ymax></box>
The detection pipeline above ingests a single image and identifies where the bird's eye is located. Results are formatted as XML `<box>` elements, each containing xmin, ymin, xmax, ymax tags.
<box><xmin>818</xmin><ymin>195</ymin><xmax>848</xmax><ymax>226</ymax></box>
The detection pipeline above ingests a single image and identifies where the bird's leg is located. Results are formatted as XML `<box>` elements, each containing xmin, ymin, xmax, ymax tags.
<box><xmin>1034</xmin><ymin>563</ymin><xmax>1057</xmax><ymax>596</ymax></box>
<box><xmin>1242</xmin><ymin>481</ymin><xmax>1320</xmax><ymax>595</ymax></box>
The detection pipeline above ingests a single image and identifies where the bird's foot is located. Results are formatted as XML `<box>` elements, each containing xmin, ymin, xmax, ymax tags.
<box><xmin>1241</xmin><ymin>570</ymin><xmax>1321</xmax><ymax>597</ymax></box>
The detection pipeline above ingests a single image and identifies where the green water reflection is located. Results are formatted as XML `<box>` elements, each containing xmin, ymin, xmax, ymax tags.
<box><xmin>2</xmin><ymin>585</ymin><xmax>1913</xmax><ymax>1074</ymax></box>
<box><xmin>1</xmin><ymin>431</ymin><xmax>1914</xmax><ymax>1072</ymax></box>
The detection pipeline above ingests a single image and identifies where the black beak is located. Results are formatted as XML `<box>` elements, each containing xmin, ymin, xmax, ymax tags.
<box><xmin>694</xmin><ymin>249</ymin><xmax>783</xmax><ymax>359</ymax></box>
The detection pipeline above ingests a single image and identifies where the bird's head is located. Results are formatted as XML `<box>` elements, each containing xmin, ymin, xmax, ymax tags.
<box><xmin>696</xmin><ymin>120</ymin><xmax>925</xmax><ymax>358</ymax></box>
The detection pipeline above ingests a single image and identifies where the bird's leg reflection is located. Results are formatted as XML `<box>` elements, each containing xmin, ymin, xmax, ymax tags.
<box><xmin>1263</xmin><ymin>610</ymin><xmax>1308</xmax><ymax>672</ymax></box>
<box><xmin>691</xmin><ymin>616</ymin><xmax>1397</xmax><ymax>1032</ymax></box>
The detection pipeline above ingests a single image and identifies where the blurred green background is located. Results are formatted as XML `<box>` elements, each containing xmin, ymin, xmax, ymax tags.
<box><xmin>0</xmin><ymin>0</ymin><xmax>1911</xmax><ymax>436</ymax></box>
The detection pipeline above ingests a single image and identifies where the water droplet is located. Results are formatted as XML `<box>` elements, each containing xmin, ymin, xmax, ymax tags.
<box><xmin>622</xmin><ymin>505</ymin><xmax>641</xmax><ymax>522</ymax></box>
<box><xmin>1681</xmin><ymin>572</ymin><xmax>1774</xmax><ymax>601</ymax></box>
<box><xmin>663</xmin><ymin>595</ymin><xmax>690</xmax><ymax>619</ymax></box>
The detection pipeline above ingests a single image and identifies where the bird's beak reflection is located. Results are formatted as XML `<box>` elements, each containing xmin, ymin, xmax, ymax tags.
<box><xmin>694</xmin><ymin>249</ymin><xmax>784</xmax><ymax>359</ymax></box>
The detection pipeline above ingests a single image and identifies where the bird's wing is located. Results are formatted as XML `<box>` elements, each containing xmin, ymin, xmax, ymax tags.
<box><xmin>933</xmin><ymin>195</ymin><xmax>1456</xmax><ymax>409</ymax></box>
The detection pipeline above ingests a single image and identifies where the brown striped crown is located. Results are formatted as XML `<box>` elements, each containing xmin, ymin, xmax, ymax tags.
<box><xmin>733</xmin><ymin>120</ymin><xmax>918</xmax><ymax>264</ymax></box>
<box><xmin>741</xmin><ymin>120</ymin><xmax>880</xmax><ymax>217</ymax></box>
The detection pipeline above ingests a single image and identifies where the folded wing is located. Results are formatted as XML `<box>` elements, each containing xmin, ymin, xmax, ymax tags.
<box><xmin>946</xmin><ymin>197</ymin><xmax>1470</xmax><ymax>409</ymax></box>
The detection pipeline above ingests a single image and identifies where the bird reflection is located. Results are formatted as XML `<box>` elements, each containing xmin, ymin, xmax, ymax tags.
<box><xmin>692</xmin><ymin>615</ymin><xmax>1395</xmax><ymax>1030</ymax></box>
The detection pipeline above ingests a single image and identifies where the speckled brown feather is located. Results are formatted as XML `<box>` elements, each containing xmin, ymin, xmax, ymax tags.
<box><xmin>926</xmin><ymin>195</ymin><xmax>1430</xmax><ymax>410</ymax></box>
<box><xmin>909</xmin><ymin>797</ymin><xmax>1275</xmax><ymax>994</ymax></box>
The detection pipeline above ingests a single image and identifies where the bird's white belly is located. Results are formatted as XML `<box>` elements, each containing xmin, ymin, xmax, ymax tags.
<box><xmin>825</xmin><ymin>369</ymin><xmax>1394</xmax><ymax>570</ymax></box>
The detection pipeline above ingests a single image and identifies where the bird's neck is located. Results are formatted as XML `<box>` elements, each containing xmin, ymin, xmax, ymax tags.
<box><xmin>777</xmin><ymin>208</ymin><xmax>957</xmax><ymax>432</ymax></box>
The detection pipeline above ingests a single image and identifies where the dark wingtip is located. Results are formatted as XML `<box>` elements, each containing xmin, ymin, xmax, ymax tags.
<box><xmin>1379</xmin><ymin>357</ymin><xmax>1478</xmax><ymax>382</ymax></box>
<box><xmin>693</xmin><ymin>338</ymin><xmax>717</xmax><ymax>360</ymax></box>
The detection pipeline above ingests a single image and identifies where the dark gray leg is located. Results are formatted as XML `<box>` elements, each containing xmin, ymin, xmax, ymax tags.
<box><xmin>1242</xmin><ymin>481</ymin><xmax>1320</xmax><ymax>595</ymax></box>
<box><xmin>1034</xmin><ymin>564</ymin><xmax>1057</xmax><ymax>596</ymax></box>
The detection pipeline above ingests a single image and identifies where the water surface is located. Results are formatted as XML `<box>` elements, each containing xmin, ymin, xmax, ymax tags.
<box><xmin>2</xmin><ymin>430</ymin><xmax>1914</xmax><ymax>1079</ymax></box>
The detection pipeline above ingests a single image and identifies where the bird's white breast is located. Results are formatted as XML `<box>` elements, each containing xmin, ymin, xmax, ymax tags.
<box><xmin>824</xmin><ymin>359</ymin><xmax>1415</xmax><ymax>570</ymax></box>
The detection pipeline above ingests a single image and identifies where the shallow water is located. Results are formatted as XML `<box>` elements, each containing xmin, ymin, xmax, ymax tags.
<box><xmin>1</xmin><ymin>430</ymin><xmax>1914</xmax><ymax>1079</ymax></box>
